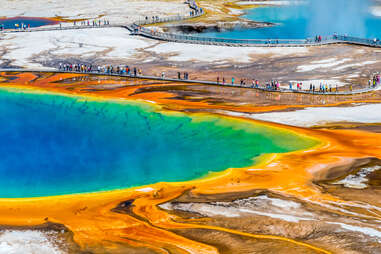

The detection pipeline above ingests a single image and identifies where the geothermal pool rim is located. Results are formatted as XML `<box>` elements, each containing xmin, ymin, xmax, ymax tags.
<box><xmin>0</xmin><ymin>68</ymin><xmax>379</xmax><ymax>96</ymax></box>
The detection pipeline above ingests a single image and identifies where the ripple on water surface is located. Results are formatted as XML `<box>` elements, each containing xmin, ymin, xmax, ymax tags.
<box><xmin>0</xmin><ymin>88</ymin><xmax>318</xmax><ymax>198</ymax></box>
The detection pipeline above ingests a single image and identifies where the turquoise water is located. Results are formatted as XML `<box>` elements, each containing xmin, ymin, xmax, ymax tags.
<box><xmin>0</xmin><ymin>88</ymin><xmax>317</xmax><ymax>198</ymax></box>
<box><xmin>202</xmin><ymin>0</ymin><xmax>381</xmax><ymax>39</ymax></box>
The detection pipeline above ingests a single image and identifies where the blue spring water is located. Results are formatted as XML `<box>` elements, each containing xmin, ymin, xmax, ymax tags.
<box><xmin>201</xmin><ymin>0</ymin><xmax>381</xmax><ymax>39</ymax></box>
<box><xmin>0</xmin><ymin>88</ymin><xmax>317</xmax><ymax>198</ymax></box>
<box><xmin>0</xmin><ymin>17</ymin><xmax>56</xmax><ymax>29</ymax></box>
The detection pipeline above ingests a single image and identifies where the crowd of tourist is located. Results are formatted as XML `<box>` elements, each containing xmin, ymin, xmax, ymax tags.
<box><xmin>58</xmin><ymin>63</ymin><xmax>379</xmax><ymax>94</ymax></box>
<box><xmin>0</xmin><ymin>19</ymin><xmax>110</xmax><ymax>31</ymax></box>
<box><xmin>370</xmin><ymin>73</ymin><xmax>381</xmax><ymax>87</ymax></box>
<box><xmin>59</xmin><ymin>63</ymin><xmax>142</xmax><ymax>76</ymax></box>
<box><xmin>58</xmin><ymin>63</ymin><xmax>192</xmax><ymax>80</ymax></box>
<box><xmin>72</xmin><ymin>19</ymin><xmax>110</xmax><ymax>27</ymax></box>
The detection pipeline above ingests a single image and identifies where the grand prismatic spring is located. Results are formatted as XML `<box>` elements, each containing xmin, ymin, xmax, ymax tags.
<box><xmin>1</xmin><ymin>0</ymin><xmax>381</xmax><ymax>253</ymax></box>
<box><xmin>0</xmin><ymin>85</ymin><xmax>318</xmax><ymax>198</ymax></box>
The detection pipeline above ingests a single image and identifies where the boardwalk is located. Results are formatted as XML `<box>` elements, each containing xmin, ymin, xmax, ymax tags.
<box><xmin>0</xmin><ymin>0</ymin><xmax>203</xmax><ymax>34</ymax></box>
<box><xmin>1</xmin><ymin>1</ymin><xmax>380</xmax><ymax>49</ymax></box>
<box><xmin>130</xmin><ymin>26</ymin><xmax>381</xmax><ymax>48</ymax></box>
<box><xmin>0</xmin><ymin>24</ymin><xmax>122</xmax><ymax>34</ymax></box>
<box><xmin>0</xmin><ymin>68</ymin><xmax>379</xmax><ymax>96</ymax></box>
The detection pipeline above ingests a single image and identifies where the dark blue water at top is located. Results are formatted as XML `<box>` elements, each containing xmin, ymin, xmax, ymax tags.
<box><xmin>201</xmin><ymin>0</ymin><xmax>381</xmax><ymax>39</ymax></box>
<box><xmin>0</xmin><ymin>17</ymin><xmax>56</xmax><ymax>29</ymax></box>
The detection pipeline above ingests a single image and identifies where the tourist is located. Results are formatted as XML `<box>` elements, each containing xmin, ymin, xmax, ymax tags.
<box><xmin>178</xmin><ymin>72</ymin><xmax>181</xmax><ymax>80</ymax></box>
<box><xmin>161</xmin><ymin>72</ymin><xmax>165</xmax><ymax>79</ymax></box>
<box><xmin>222</xmin><ymin>77</ymin><xmax>225</xmax><ymax>85</ymax></box>
<box><xmin>217</xmin><ymin>76</ymin><xmax>220</xmax><ymax>84</ymax></box>
<box><xmin>126</xmin><ymin>66</ymin><xmax>130</xmax><ymax>75</ymax></box>
<box><xmin>232</xmin><ymin>77</ymin><xmax>235</xmax><ymax>85</ymax></box>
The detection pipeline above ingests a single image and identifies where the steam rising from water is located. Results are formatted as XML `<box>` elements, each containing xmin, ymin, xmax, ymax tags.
<box><xmin>306</xmin><ymin>0</ymin><xmax>371</xmax><ymax>37</ymax></box>
<box><xmin>209</xmin><ymin>0</ymin><xmax>381</xmax><ymax>39</ymax></box>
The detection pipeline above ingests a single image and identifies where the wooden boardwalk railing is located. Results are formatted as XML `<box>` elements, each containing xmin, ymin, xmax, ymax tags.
<box><xmin>0</xmin><ymin>68</ymin><xmax>379</xmax><ymax>96</ymax></box>
<box><xmin>130</xmin><ymin>25</ymin><xmax>381</xmax><ymax>48</ymax></box>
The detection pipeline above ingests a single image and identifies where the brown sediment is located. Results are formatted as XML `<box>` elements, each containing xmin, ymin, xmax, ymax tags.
<box><xmin>311</xmin><ymin>122</ymin><xmax>381</xmax><ymax>133</ymax></box>
<box><xmin>317</xmin><ymin>159</ymin><xmax>381</xmax><ymax>205</ymax></box>
<box><xmin>0</xmin><ymin>72</ymin><xmax>380</xmax><ymax>253</ymax></box>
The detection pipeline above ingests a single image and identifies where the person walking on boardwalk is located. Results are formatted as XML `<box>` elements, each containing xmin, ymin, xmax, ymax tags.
<box><xmin>217</xmin><ymin>76</ymin><xmax>220</xmax><ymax>84</ymax></box>
<box><xmin>178</xmin><ymin>72</ymin><xmax>181</xmax><ymax>80</ymax></box>
<box><xmin>134</xmin><ymin>67</ymin><xmax>137</xmax><ymax>77</ymax></box>
<box><xmin>232</xmin><ymin>77</ymin><xmax>235</xmax><ymax>85</ymax></box>
<box><xmin>161</xmin><ymin>72</ymin><xmax>165</xmax><ymax>79</ymax></box>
